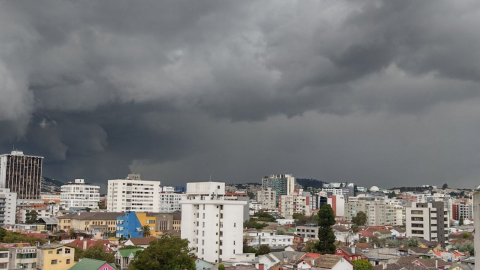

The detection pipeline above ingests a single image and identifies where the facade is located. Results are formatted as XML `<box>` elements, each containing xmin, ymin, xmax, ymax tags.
<box><xmin>257</xmin><ymin>188</ymin><xmax>277</xmax><ymax>210</ymax></box>
<box><xmin>60</xmin><ymin>179</ymin><xmax>100</xmax><ymax>210</ymax></box>
<box><xmin>244</xmin><ymin>230</ymin><xmax>294</xmax><ymax>248</ymax></box>
<box><xmin>107</xmin><ymin>174</ymin><xmax>162</xmax><ymax>212</ymax></box>
<box><xmin>37</xmin><ymin>244</ymin><xmax>75</xmax><ymax>270</ymax></box>
<box><xmin>345</xmin><ymin>198</ymin><xmax>403</xmax><ymax>226</ymax></box>
<box><xmin>278</xmin><ymin>192</ymin><xmax>310</xmax><ymax>219</ymax></box>
<box><xmin>116</xmin><ymin>212</ymin><xmax>161</xmax><ymax>239</ymax></box>
<box><xmin>321</xmin><ymin>187</ymin><xmax>353</xmax><ymax>196</ymax></box>
<box><xmin>261</xmin><ymin>174</ymin><xmax>295</xmax><ymax>203</ymax></box>
<box><xmin>473</xmin><ymin>190</ymin><xmax>480</xmax><ymax>267</ymax></box>
<box><xmin>115</xmin><ymin>248</ymin><xmax>142</xmax><ymax>270</ymax></box>
<box><xmin>296</xmin><ymin>225</ymin><xmax>319</xmax><ymax>241</ymax></box>
<box><xmin>452</xmin><ymin>201</ymin><xmax>472</xmax><ymax>220</ymax></box>
<box><xmin>328</xmin><ymin>195</ymin><xmax>345</xmax><ymax>217</ymax></box>
<box><xmin>8</xmin><ymin>246</ymin><xmax>37</xmax><ymax>270</ymax></box>
<box><xmin>180</xmin><ymin>182</ymin><xmax>246</xmax><ymax>263</ymax></box>
<box><xmin>156</xmin><ymin>210</ymin><xmax>182</xmax><ymax>232</ymax></box>
<box><xmin>159</xmin><ymin>187</ymin><xmax>182</xmax><ymax>213</ymax></box>
<box><xmin>0</xmin><ymin>249</ymin><xmax>8</xmax><ymax>270</ymax></box>
<box><xmin>0</xmin><ymin>151</ymin><xmax>43</xmax><ymax>200</ymax></box>
<box><xmin>0</xmin><ymin>188</ymin><xmax>16</xmax><ymax>225</ymax></box>
<box><xmin>405</xmin><ymin>202</ymin><xmax>449</xmax><ymax>243</ymax></box>
<box><xmin>58</xmin><ymin>212</ymin><xmax>123</xmax><ymax>235</ymax></box>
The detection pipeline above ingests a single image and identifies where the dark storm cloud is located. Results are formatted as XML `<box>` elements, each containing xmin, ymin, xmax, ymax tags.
<box><xmin>1</xmin><ymin>0</ymin><xmax>480</xmax><ymax>189</ymax></box>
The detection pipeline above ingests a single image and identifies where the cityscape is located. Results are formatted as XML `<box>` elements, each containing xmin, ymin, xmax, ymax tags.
<box><xmin>2</xmin><ymin>1</ymin><xmax>480</xmax><ymax>270</ymax></box>
<box><xmin>0</xmin><ymin>150</ymin><xmax>477</xmax><ymax>269</ymax></box>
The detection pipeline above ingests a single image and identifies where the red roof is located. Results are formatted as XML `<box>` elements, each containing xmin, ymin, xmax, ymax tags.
<box><xmin>65</xmin><ymin>239</ymin><xmax>115</xmax><ymax>252</ymax></box>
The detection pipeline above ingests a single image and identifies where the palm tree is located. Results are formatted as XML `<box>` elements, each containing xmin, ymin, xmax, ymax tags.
<box><xmin>142</xmin><ymin>225</ymin><xmax>151</xmax><ymax>237</ymax></box>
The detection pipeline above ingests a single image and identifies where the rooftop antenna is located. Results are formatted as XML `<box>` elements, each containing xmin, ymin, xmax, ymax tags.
<box><xmin>209</xmin><ymin>175</ymin><xmax>212</xmax><ymax>182</ymax></box>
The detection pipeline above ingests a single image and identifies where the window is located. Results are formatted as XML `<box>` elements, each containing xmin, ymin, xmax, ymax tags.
<box><xmin>48</xmin><ymin>251</ymin><xmax>53</xmax><ymax>254</ymax></box>
<box><xmin>65</xmin><ymin>248</ymin><xmax>71</xmax><ymax>254</ymax></box>
<box><xmin>66</xmin><ymin>259</ymin><xmax>71</xmax><ymax>264</ymax></box>
<box><xmin>51</xmin><ymin>260</ymin><xmax>58</xmax><ymax>265</ymax></box>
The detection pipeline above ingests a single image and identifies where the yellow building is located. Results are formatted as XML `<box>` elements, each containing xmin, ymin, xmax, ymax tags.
<box><xmin>37</xmin><ymin>244</ymin><xmax>75</xmax><ymax>270</ymax></box>
<box><xmin>58</xmin><ymin>212</ymin><xmax>123</xmax><ymax>236</ymax></box>
<box><xmin>137</xmin><ymin>213</ymin><xmax>162</xmax><ymax>237</ymax></box>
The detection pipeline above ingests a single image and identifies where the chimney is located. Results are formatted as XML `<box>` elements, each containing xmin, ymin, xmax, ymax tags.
<box><xmin>351</xmin><ymin>244</ymin><xmax>356</xmax><ymax>255</ymax></box>
<box><xmin>83</xmin><ymin>239</ymin><xmax>87</xmax><ymax>250</ymax></box>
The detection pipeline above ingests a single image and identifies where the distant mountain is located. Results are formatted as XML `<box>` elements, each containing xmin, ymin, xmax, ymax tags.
<box><xmin>296</xmin><ymin>178</ymin><xmax>326</xmax><ymax>189</ymax></box>
<box><xmin>41</xmin><ymin>177</ymin><xmax>64</xmax><ymax>193</ymax></box>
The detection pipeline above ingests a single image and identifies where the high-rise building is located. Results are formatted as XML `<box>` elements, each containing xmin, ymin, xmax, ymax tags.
<box><xmin>61</xmin><ymin>179</ymin><xmax>100</xmax><ymax>210</ymax></box>
<box><xmin>107</xmin><ymin>174</ymin><xmax>161</xmax><ymax>212</ymax></box>
<box><xmin>278</xmin><ymin>190</ymin><xmax>311</xmax><ymax>219</ymax></box>
<box><xmin>0</xmin><ymin>151</ymin><xmax>43</xmax><ymax>200</ymax></box>
<box><xmin>328</xmin><ymin>195</ymin><xmax>345</xmax><ymax>217</ymax></box>
<box><xmin>159</xmin><ymin>186</ymin><xmax>182</xmax><ymax>213</ymax></box>
<box><xmin>452</xmin><ymin>200</ymin><xmax>473</xmax><ymax>220</ymax></box>
<box><xmin>405</xmin><ymin>201</ymin><xmax>449</xmax><ymax>243</ymax></box>
<box><xmin>261</xmin><ymin>174</ymin><xmax>295</xmax><ymax>203</ymax></box>
<box><xmin>0</xmin><ymin>188</ymin><xmax>16</xmax><ymax>225</ymax></box>
<box><xmin>257</xmin><ymin>188</ymin><xmax>276</xmax><ymax>210</ymax></box>
<box><xmin>180</xmin><ymin>182</ymin><xmax>246</xmax><ymax>263</ymax></box>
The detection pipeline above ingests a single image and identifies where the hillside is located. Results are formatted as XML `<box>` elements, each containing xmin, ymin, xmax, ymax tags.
<box><xmin>41</xmin><ymin>177</ymin><xmax>64</xmax><ymax>193</ymax></box>
<box><xmin>296</xmin><ymin>178</ymin><xmax>326</xmax><ymax>189</ymax></box>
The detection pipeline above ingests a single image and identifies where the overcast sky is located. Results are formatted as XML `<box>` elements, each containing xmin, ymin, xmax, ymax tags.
<box><xmin>1</xmin><ymin>0</ymin><xmax>480</xmax><ymax>190</ymax></box>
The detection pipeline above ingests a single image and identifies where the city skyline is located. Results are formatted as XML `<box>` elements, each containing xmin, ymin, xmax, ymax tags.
<box><xmin>2</xmin><ymin>1</ymin><xmax>480</xmax><ymax>189</ymax></box>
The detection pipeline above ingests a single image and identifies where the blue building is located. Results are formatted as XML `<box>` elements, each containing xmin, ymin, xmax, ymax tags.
<box><xmin>116</xmin><ymin>212</ymin><xmax>143</xmax><ymax>239</ymax></box>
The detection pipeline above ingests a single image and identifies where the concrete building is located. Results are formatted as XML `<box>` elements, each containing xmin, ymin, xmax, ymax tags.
<box><xmin>452</xmin><ymin>201</ymin><xmax>473</xmax><ymax>220</ymax></box>
<box><xmin>156</xmin><ymin>210</ymin><xmax>181</xmax><ymax>232</ymax></box>
<box><xmin>61</xmin><ymin>179</ymin><xmax>100</xmax><ymax>210</ymax></box>
<box><xmin>296</xmin><ymin>224</ymin><xmax>319</xmax><ymax>241</ymax></box>
<box><xmin>0</xmin><ymin>188</ymin><xmax>16</xmax><ymax>225</ymax></box>
<box><xmin>0</xmin><ymin>150</ymin><xmax>43</xmax><ymax>200</ymax></box>
<box><xmin>107</xmin><ymin>174</ymin><xmax>162</xmax><ymax>212</ymax></box>
<box><xmin>180</xmin><ymin>182</ymin><xmax>246</xmax><ymax>263</ymax></box>
<box><xmin>8</xmin><ymin>246</ymin><xmax>37</xmax><ymax>270</ymax></box>
<box><xmin>278</xmin><ymin>191</ymin><xmax>311</xmax><ymax>219</ymax></box>
<box><xmin>345</xmin><ymin>198</ymin><xmax>404</xmax><ymax>226</ymax></box>
<box><xmin>58</xmin><ymin>212</ymin><xmax>123</xmax><ymax>236</ymax></box>
<box><xmin>36</xmin><ymin>244</ymin><xmax>75</xmax><ymax>270</ymax></box>
<box><xmin>244</xmin><ymin>230</ymin><xmax>294</xmax><ymax>248</ymax></box>
<box><xmin>116</xmin><ymin>212</ymin><xmax>162</xmax><ymax>239</ymax></box>
<box><xmin>0</xmin><ymin>249</ymin><xmax>8</xmax><ymax>269</ymax></box>
<box><xmin>328</xmin><ymin>195</ymin><xmax>345</xmax><ymax>217</ymax></box>
<box><xmin>257</xmin><ymin>188</ymin><xmax>276</xmax><ymax>209</ymax></box>
<box><xmin>405</xmin><ymin>201</ymin><xmax>449</xmax><ymax>243</ymax></box>
<box><xmin>261</xmin><ymin>174</ymin><xmax>295</xmax><ymax>203</ymax></box>
<box><xmin>473</xmin><ymin>190</ymin><xmax>480</xmax><ymax>267</ymax></box>
<box><xmin>159</xmin><ymin>186</ymin><xmax>182</xmax><ymax>213</ymax></box>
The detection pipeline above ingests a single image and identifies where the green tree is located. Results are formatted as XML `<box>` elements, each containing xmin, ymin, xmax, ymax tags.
<box><xmin>459</xmin><ymin>215</ymin><xmax>464</xmax><ymax>226</ymax></box>
<box><xmin>25</xmin><ymin>210</ymin><xmax>38</xmax><ymax>224</ymax></box>
<box><xmin>316</xmin><ymin>204</ymin><xmax>336</xmax><ymax>254</ymax></box>
<box><xmin>83</xmin><ymin>243</ymin><xmax>115</xmax><ymax>263</ymax></box>
<box><xmin>351</xmin><ymin>211</ymin><xmax>367</xmax><ymax>232</ymax></box>
<box><xmin>388</xmin><ymin>191</ymin><xmax>396</xmax><ymax>199</ymax></box>
<box><xmin>304</xmin><ymin>240</ymin><xmax>319</xmax><ymax>253</ymax></box>
<box><xmin>0</xmin><ymin>228</ymin><xmax>6</xmax><ymax>242</ymax></box>
<box><xmin>73</xmin><ymin>246</ymin><xmax>85</xmax><ymax>261</ymax></box>
<box><xmin>406</xmin><ymin>238</ymin><xmax>419</xmax><ymax>247</ymax></box>
<box><xmin>258</xmin><ymin>244</ymin><xmax>271</xmax><ymax>255</ymax></box>
<box><xmin>142</xmin><ymin>225</ymin><xmax>151</xmax><ymax>237</ymax></box>
<box><xmin>358</xmin><ymin>237</ymin><xmax>367</xmax><ymax>243</ymax></box>
<box><xmin>130</xmin><ymin>235</ymin><xmax>195</xmax><ymax>270</ymax></box>
<box><xmin>352</xmin><ymin>259</ymin><xmax>373</xmax><ymax>270</ymax></box>
<box><xmin>244</xmin><ymin>219</ymin><xmax>268</xmax><ymax>229</ymax></box>
<box><xmin>254</xmin><ymin>211</ymin><xmax>276</xmax><ymax>222</ymax></box>
<box><xmin>218</xmin><ymin>264</ymin><xmax>225</xmax><ymax>270</ymax></box>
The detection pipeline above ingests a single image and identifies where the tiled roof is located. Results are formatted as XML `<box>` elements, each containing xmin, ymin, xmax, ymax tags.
<box><xmin>128</xmin><ymin>237</ymin><xmax>157</xmax><ymax>246</ymax></box>
<box><xmin>69</xmin><ymin>258</ymin><xmax>117</xmax><ymax>270</ymax></box>
<box><xmin>313</xmin><ymin>254</ymin><xmax>345</xmax><ymax>269</ymax></box>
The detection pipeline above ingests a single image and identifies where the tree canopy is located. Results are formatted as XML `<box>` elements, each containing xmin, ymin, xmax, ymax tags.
<box><xmin>352</xmin><ymin>259</ymin><xmax>373</xmax><ymax>270</ymax></box>
<box><xmin>82</xmin><ymin>243</ymin><xmax>115</xmax><ymax>263</ymax></box>
<box><xmin>258</xmin><ymin>244</ymin><xmax>271</xmax><ymax>255</ymax></box>
<box><xmin>316</xmin><ymin>204</ymin><xmax>336</xmax><ymax>254</ymax></box>
<box><xmin>130</xmin><ymin>235</ymin><xmax>195</xmax><ymax>270</ymax></box>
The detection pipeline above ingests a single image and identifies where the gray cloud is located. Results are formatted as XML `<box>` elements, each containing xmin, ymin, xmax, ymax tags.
<box><xmin>1</xmin><ymin>0</ymin><xmax>480</xmax><ymax>190</ymax></box>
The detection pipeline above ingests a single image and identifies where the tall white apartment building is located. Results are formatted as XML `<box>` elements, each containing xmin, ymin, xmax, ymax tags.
<box><xmin>0</xmin><ymin>188</ymin><xmax>16</xmax><ymax>225</ymax></box>
<box><xmin>107</xmin><ymin>174</ymin><xmax>161</xmax><ymax>212</ymax></box>
<box><xmin>159</xmin><ymin>186</ymin><xmax>182</xmax><ymax>213</ymax></box>
<box><xmin>406</xmin><ymin>202</ymin><xmax>449</xmax><ymax>243</ymax></box>
<box><xmin>180</xmin><ymin>182</ymin><xmax>246</xmax><ymax>263</ymax></box>
<box><xmin>257</xmin><ymin>188</ymin><xmax>276</xmax><ymax>210</ymax></box>
<box><xmin>278</xmin><ymin>191</ymin><xmax>311</xmax><ymax>219</ymax></box>
<box><xmin>61</xmin><ymin>179</ymin><xmax>100</xmax><ymax>210</ymax></box>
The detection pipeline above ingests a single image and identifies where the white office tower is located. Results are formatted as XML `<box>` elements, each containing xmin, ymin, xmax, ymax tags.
<box><xmin>180</xmin><ymin>182</ymin><xmax>246</xmax><ymax>263</ymax></box>
<box><xmin>0</xmin><ymin>188</ymin><xmax>16</xmax><ymax>225</ymax></box>
<box><xmin>159</xmin><ymin>186</ymin><xmax>182</xmax><ymax>213</ymax></box>
<box><xmin>61</xmin><ymin>179</ymin><xmax>100</xmax><ymax>210</ymax></box>
<box><xmin>107</xmin><ymin>174</ymin><xmax>161</xmax><ymax>212</ymax></box>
